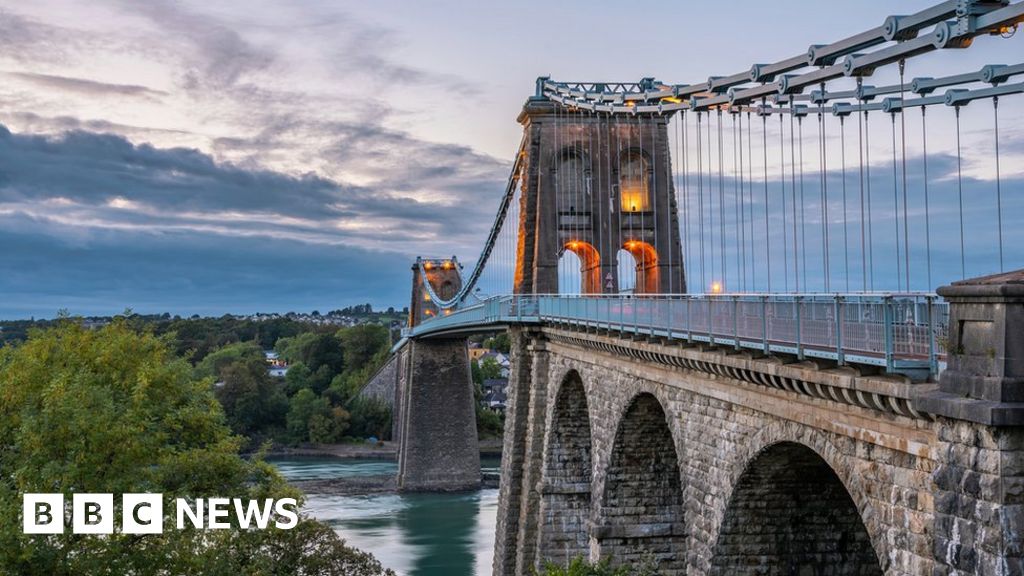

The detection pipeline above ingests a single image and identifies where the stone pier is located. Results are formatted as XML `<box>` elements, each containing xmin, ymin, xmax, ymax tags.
<box><xmin>395</xmin><ymin>337</ymin><xmax>480</xmax><ymax>491</ymax></box>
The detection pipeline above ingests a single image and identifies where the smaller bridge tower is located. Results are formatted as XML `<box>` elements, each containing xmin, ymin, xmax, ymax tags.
<box><xmin>408</xmin><ymin>256</ymin><xmax>463</xmax><ymax>327</ymax></box>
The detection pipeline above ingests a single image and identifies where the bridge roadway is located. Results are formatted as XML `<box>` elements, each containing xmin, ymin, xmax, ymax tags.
<box><xmin>400</xmin><ymin>293</ymin><xmax>948</xmax><ymax>380</ymax></box>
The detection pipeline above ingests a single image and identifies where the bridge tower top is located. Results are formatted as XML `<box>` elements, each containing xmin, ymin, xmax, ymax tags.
<box><xmin>408</xmin><ymin>256</ymin><xmax>463</xmax><ymax>328</ymax></box>
<box><xmin>514</xmin><ymin>94</ymin><xmax>686</xmax><ymax>295</ymax></box>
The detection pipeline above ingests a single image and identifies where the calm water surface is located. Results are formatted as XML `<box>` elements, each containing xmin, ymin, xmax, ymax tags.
<box><xmin>272</xmin><ymin>457</ymin><xmax>499</xmax><ymax>576</ymax></box>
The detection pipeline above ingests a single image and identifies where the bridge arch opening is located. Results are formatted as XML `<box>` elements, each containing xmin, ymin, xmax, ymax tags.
<box><xmin>710</xmin><ymin>442</ymin><xmax>882</xmax><ymax>576</ymax></box>
<box><xmin>538</xmin><ymin>371</ymin><xmax>593</xmax><ymax>566</ymax></box>
<box><xmin>621</xmin><ymin>241</ymin><xmax>659</xmax><ymax>294</ymax></box>
<box><xmin>597</xmin><ymin>393</ymin><xmax>685</xmax><ymax>574</ymax></box>
<box><xmin>559</xmin><ymin>241</ymin><xmax>601</xmax><ymax>294</ymax></box>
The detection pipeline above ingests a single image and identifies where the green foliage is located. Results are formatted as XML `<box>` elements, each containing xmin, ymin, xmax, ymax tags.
<box><xmin>0</xmin><ymin>320</ymin><xmax>392</xmax><ymax>576</ymax></box>
<box><xmin>476</xmin><ymin>405</ymin><xmax>504</xmax><ymax>439</ymax></box>
<box><xmin>157</xmin><ymin>316</ymin><xmax>307</xmax><ymax>363</ymax></box>
<box><xmin>168</xmin><ymin>320</ymin><xmax>394</xmax><ymax>446</ymax></box>
<box><xmin>276</xmin><ymin>332</ymin><xmax>344</xmax><ymax>376</ymax></box>
<box><xmin>536</xmin><ymin>556</ymin><xmax>660</xmax><ymax>576</ymax></box>
<box><xmin>483</xmin><ymin>332</ymin><xmax>511</xmax><ymax>354</ymax></box>
<box><xmin>347</xmin><ymin>396</ymin><xmax>393</xmax><ymax>439</ymax></box>
<box><xmin>479</xmin><ymin>356</ymin><xmax>503</xmax><ymax>380</ymax></box>
<box><xmin>195</xmin><ymin>340</ymin><xmax>264</xmax><ymax>380</ymax></box>
<box><xmin>284</xmin><ymin>361</ymin><xmax>312</xmax><ymax>396</ymax></box>
<box><xmin>215</xmin><ymin>357</ymin><xmax>288</xmax><ymax>438</ymax></box>
<box><xmin>287</xmin><ymin>389</ymin><xmax>348</xmax><ymax>444</ymax></box>
<box><xmin>471</xmin><ymin>356</ymin><xmax>503</xmax><ymax>386</ymax></box>
<box><xmin>339</xmin><ymin>324</ymin><xmax>389</xmax><ymax>370</ymax></box>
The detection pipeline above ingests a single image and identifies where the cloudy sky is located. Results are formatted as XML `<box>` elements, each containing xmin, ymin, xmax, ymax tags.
<box><xmin>0</xmin><ymin>0</ymin><xmax>1021</xmax><ymax>318</ymax></box>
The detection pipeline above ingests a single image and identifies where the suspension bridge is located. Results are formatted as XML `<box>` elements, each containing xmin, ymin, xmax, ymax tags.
<box><xmin>367</xmin><ymin>2</ymin><xmax>1024</xmax><ymax>574</ymax></box>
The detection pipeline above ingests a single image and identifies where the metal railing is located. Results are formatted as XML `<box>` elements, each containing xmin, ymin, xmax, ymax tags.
<box><xmin>402</xmin><ymin>293</ymin><xmax>949</xmax><ymax>379</ymax></box>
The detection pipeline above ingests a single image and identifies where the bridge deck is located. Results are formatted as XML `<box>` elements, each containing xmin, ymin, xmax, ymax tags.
<box><xmin>403</xmin><ymin>294</ymin><xmax>948</xmax><ymax>379</ymax></box>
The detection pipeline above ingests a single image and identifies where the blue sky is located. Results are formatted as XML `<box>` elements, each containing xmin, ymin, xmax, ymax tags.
<box><xmin>0</xmin><ymin>0</ymin><xmax>1021</xmax><ymax>317</ymax></box>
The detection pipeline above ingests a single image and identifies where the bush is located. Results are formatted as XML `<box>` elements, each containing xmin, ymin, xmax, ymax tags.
<box><xmin>0</xmin><ymin>319</ymin><xmax>392</xmax><ymax>575</ymax></box>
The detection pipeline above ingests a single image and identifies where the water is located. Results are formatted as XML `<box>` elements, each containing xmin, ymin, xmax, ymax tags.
<box><xmin>271</xmin><ymin>457</ymin><xmax>500</xmax><ymax>576</ymax></box>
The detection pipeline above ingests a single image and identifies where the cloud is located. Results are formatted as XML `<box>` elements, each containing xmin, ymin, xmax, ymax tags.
<box><xmin>0</xmin><ymin>224</ymin><xmax>413</xmax><ymax>318</ymax></box>
<box><xmin>6</xmin><ymin>72</ymin><xmax>168</xmax><ymax>99</ymax></box>
<box><xmin>0</xmin><ymin>123</ymin><xmax>507</xmax><ymax>249</ymax></box>
<box><xmin>0</xmin><ymin>121</ymin><xmax>512</xmax><ymax>317</ymax></box>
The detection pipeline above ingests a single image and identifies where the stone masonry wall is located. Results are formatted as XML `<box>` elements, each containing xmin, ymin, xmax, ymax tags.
<box><xmin>537</xmin><ymin>373</ymin><xmax>592</xmax><ymax>567</ymax></box>
<box><xmin>494</xmin><ymin>326</ymin><xmax>985</xmax><ymax>576</ymax></box>
<box><xmin>395</xmin><ymin>337</ymin><xmax>480</xmax><ymax>491</ymax></box>
<box><xmin>710</xmin><ymin>442</ymin><xmax>882</xmax><ymax>576</ymax></box>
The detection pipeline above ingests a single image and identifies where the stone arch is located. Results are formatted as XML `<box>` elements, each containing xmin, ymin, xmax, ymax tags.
<box><xmin>708</xmin><ymin>426</ymin><xmax>886</xmax><ymax>576</ymax></box>
<box><xmin>622</xmin><ymin>240</ymin><xmax>659</xmax><ymax>294</ymax></box>
<box><xmin>559</xmin><ymin>241</ymin><xmax>601</xmax><ymax>294</ymax></box>
<box><xmin>596</xmin><ymin>392</ymin><xmax>686</xmax><ymax>574</ymax></box>
<box><xmin>538</xmin><ymin>370</ymin><xmax>593</xmax><ymax>566</ymax></box>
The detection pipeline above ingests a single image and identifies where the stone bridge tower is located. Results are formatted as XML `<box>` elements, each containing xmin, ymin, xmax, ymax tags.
<box><xmin>395</xmin><ymin>255</ymin><xmax>480</xmax><ymax>491</ymax></box>
<box><xmin>514</xmin><ymin>80</ymin><xmax>686</xmax><ymax>295</ymax></box>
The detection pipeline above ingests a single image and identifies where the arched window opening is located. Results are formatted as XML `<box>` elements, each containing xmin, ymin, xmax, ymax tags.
<box><xmin>557</xmin><ymin>152</ymin><xmax>591</xmax><ymax>214</ymax></box>
<box><xmin>616</xmin><ymin>249</ymin><xmax>636</xmax><ymax>294</ymax></box>
<box><xmin>622</xmin><ymin>240</ymin><xmax>659</xmax><ymax>294</ymax></box>
<box><xmin>619</xmin><ymin>151</ymin><xmax>650</xmax><ymax>213</ymax></box>
<box><xmin>559</xmin><ymin>241</ymin><xmax>601</xmax><ymax>294</ymax></box>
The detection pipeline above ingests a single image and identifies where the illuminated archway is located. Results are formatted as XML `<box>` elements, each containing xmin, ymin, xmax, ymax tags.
<box><xmin>559</xmin><ymin>241</ymin><xmax>601</xmax><ymax>294</ymax></box>
<box><xmin>622</xmin><ymin>240</ymin><xmax>659</xmax><ymax>294</ymax></box>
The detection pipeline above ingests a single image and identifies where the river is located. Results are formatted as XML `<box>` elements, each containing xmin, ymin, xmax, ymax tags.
<box><xmin>271</xmin><ymin>456</ymin><xmax>500</xmax><ymax>576</ymax></box>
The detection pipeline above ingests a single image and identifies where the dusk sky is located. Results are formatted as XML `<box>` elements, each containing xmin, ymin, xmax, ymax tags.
<box><xmin>1</xmin><ymin>1</ymin><xmax>1021</xmax><ymax>318</ymax></box>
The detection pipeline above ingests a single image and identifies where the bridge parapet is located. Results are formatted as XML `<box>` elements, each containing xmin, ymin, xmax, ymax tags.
<box><xmin>915</xmin><ymin>269</ymin><xmax>1024</xmax><ymax>424</ymax></box>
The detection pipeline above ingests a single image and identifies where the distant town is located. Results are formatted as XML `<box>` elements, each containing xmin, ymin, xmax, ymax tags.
<box><xmin>0</xmin><ymin>304</ymin><xmax>409</xmax><ymax>347</ymax></box>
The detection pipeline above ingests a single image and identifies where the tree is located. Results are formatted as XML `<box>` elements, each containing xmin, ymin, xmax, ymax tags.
<box><xmin>347</xmin><ymin>397</ymin><xmax>392</xmax><ymax>440</ymax></box>
<box><xmin>338</xmin><ymin>324</ymin><xmax>389</xmax><ymax>370</ymax></box>
<box><xmin>194</xmin><ymin>340</ymin><xmax>264</xmax><ymax>379</ymax></box>
<box><xmin>484</xmin><ymin>332</ymin><xmax>512</xmax><ymax>354</ymax></box>
<box><xmin>0</xmin><ymin>320</ymin><xmax>392</xmax><ymax>576</ymax></box>
<box><xmin>216</xmin><ymin>356</ymin><xmax>288</xmax><ymax>438</ymax></box>
<box><xmin>286</xmin><ymin>388</ymin><xmax>347</xmax><ymax>444</ymax></box>
<box><xmin>284</xmin><ymin>361</ymin><xmax>312</xmax><ymax>395</ymax></box>
<box><xmin>478</xmin><ymin>356</ymin><xmax>503</xmax><ymax>380</ymax></box>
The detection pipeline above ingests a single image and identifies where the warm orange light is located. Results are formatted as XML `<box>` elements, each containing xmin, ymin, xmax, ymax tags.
<box><xmin>442</xmin><ymin>260</ymin><xmax>453</xmax><ymax>270</ymax></box>
<box><xmin>568</xmin><ymin>241</ymin><xmax>580</xmax><ymax>250</ymax></box>
<box><xmin>424</xmin><ymin>309</ymin><xmax>434</xmax><ymax>316</ymax></box>
<box><xmin>710</xmin><ymin>281</ymin><xmax>723</xmax><ymax>295</ymax></box>
<box><xmin>662</xmin><ymin>96</ymin><xmax>683</xmax><ymax>104</ymax></box>
<box><xmin>625</xmin><ymin>241</ymin><xmax>637</xmax><ymax>249</ymax></box>
<box><xmin>423</xmin><ymin>292</ymin><xmax>432</xmax><ymax>302</ymax></box>
<box><xmin>423</xmin><ymin>261</ymin><xmax>433</xmax><ymax>271</ymax></box>
<box><xmin>444</xmin><ymin>309</ymin><xmax>452</xmax><ymax>316</ymax></box>
<box><xmin>620</xmin><ymin>187</ymin><xmax>649</xmax><ymax>212</ymax></box>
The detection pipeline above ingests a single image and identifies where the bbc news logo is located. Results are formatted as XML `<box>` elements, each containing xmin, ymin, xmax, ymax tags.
<box><xmin>23</xmin><ymin>494</ymin><xmax>298</xmax><ymax>534</ymax></box>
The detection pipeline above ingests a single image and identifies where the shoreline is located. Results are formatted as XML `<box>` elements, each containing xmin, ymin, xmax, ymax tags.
<box><xmin>267</xmin><ymin>439</ymin><xmax>503</xmax><ymax>496</ymax></box>
<box><xmin>261</xmin><ymin>437</ymin><xmax>504</xmax><ymax>461</ymax></box>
